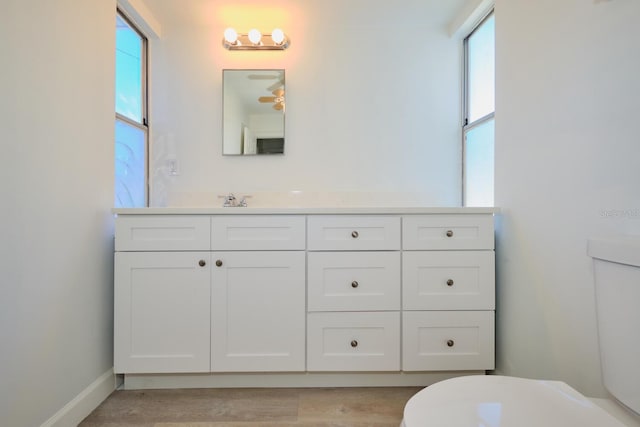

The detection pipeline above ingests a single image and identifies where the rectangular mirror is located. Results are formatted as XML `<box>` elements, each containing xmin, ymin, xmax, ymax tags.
<box><xmin>223</xmin><ymin>69</ymin><xmax>285</xmax><ymax>155</ymax></box>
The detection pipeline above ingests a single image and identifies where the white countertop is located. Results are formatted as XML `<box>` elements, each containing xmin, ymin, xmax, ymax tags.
<box><xmin>112</xmin><ymin>206</ymin><xmax>500</xmax><ymax>215</ymax></box>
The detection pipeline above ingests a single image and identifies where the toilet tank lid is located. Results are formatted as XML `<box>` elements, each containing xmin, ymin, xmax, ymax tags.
<box><xmin>588</xmin><ymin>236</ymin><xmax>640</xmax><ymax>267</ymax></box>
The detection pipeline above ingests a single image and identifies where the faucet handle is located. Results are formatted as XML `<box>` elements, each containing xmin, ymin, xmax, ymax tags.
<box><xmin>238</xmin><ymin>195</ymin><xmax>252</xmax><ymax>207</ymax></box>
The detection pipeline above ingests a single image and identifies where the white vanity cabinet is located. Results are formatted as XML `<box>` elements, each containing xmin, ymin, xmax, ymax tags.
<box><xmin>113</xmin><ymin>208</ymin><xmax>497</xmax><ymax>385</ymax></box>
<box><xmin>401</xmin><ymin>214</ymin><xmax>496</xmax><ymax>371</ymax></box>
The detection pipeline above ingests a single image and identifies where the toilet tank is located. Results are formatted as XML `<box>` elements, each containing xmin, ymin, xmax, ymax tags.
<box><xmin>588</xmin><ymin>237</ymin><xmax>640</xmax><ymax>415</ymax></box>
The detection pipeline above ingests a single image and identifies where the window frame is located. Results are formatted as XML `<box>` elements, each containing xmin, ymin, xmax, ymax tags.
<box><xmin>462</xmin><ymin>9</ymin><xmax>495</xmax><ymax>206</ymax></box>
<box><xmin>115</xmin><ymin>9</ymin><xmax>149</xmax><ymax>207</ymax></box>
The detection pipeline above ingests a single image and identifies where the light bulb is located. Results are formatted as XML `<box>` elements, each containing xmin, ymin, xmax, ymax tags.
<box><xmin>271</xmin><ymin>28</ymin><xmax>285</xmax><ymax>45</ymax></box>
<box><xmin>248</xmin><ymin>29</ymin><xmax>262</xmax><ymax>45</ymax></box>
<box><xmin>223</xmin><ymin>27</ymin><xmax>238</xmax><ymax>44</ymax></box>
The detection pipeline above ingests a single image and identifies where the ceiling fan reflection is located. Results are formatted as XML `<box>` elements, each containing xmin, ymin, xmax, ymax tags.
<box><xmin>258</xmin><ymin>88</ymin><xmax>285</xmax><ymax>111</ymax></box>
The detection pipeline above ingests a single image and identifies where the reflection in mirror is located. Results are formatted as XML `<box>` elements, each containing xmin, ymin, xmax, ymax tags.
<box><xmin>223</xmin><ymin>69</ymin><xmax>285</xmax><ymax>155</ymax></box>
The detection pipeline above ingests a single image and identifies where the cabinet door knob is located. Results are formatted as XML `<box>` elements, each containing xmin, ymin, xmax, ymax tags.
<box><xmin>198</xmin><ymin>260</ymin><xmax>206</xmax><ymax>267</ymax></box>
<box><xmin>351</xmin><ymin>340</ymin><xmax>358</xmax><ymax>348</ymax></box>
<box><xmin>446</xmin><ymin>230</ymin><xmax>454</xmax><ymax>237</ymax></box>
<box><xmin>447</xmin><ymin>339</ymin><xmax>455</xmax><ymax>347</ymax></box>
<box><xmin>447</xmin><ymin>279</ymin><xmax>454</xmax><ymax>287</ymax></box>
<box><xmin>351</xmin><ymin>280</ymin><xmax>359</xmax><ymax>288</ymax></box>
<box><xmin>351</xmin><ymin>230</ymin><xmax>359</xmax><ymax>238</ymax></box>
<box><xmin>215</xmin><ymin>260</ymin><xmax>223</xmax><ymax>267</ymax></box>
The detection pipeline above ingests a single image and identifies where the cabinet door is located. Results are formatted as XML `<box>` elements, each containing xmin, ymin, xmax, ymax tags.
<box><xmin>114</xmin><ymin>252</ymin><xmax>211</xmax><ymax>373</ymax></box>
<box><xmin>211</xmin><ymin>251</ymin><xmax>306</xmax><ymax>372</ymax></box>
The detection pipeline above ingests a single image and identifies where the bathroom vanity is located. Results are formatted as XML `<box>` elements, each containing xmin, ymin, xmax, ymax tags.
<box><xmin>113</xmin><ymin>207</ymin><xmax>497</xmax><ymax>389</ymax></box>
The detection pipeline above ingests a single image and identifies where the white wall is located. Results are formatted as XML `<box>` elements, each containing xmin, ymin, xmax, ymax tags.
<box><xmin>0</xmin><ymin>1</ymin><xmax>116</xmax><ymax>426</ymax></box>
<box><xmin>495</xmin><ymin>0</ymin><xmax>640</xmax><ymax>396</ymax></box>
<box><xmin>145</xmin><ymin>0</ymin><xmax>467</xmax><ymax>206</ymax></box>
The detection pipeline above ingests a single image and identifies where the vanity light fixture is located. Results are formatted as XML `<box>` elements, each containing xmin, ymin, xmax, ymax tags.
<box><xmin>222</xmin><ymin>27</ymin><xmax>290</xmax><ymax>50</ymax></box>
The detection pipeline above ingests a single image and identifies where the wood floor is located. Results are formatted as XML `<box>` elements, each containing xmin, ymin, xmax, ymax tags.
<box><xmin>79</xmin><ymin>387</ymin><xmax>420</xmax><ymax>426</ymax></box>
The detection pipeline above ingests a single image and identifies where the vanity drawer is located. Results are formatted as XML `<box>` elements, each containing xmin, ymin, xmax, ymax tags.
<box><xmin>402</xmin><ymin>251</ymin><xmax>495</xmax><ymax>310</ymax></box>
<box><xmin>402</xmin><ymin>214</ymin><xmax>494</xmax><ymax>250</ymax></box>
<box><xmin>307</xmin><ymin>312</ymin><xmax>400</xmax><ymax>371</ymax></box>
<box><xmin>307</xmin><ymin>216</ymin><xmax>401</xmax><ymax>251</ymax></box>
<box><xmin>308</xmin><ymin>251</ymin><xmax>401</xmax><ymax>312</ymax></box>
<box><xmin>115</xmin><ymin>215</ymin><xmax>211</xmax><ymax>251</ymax></box>
<box><xmin>211</xmin><ymin>215</ymin><xmax>305</xmax><ymax>250</ymax></box>
<box><xmin>402</xmin><ymin>311</ymin><xmax>494</xmax><ymax>371</ymax></box>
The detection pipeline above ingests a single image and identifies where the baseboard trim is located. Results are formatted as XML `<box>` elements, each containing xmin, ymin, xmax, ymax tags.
<box><xmin>123</xmin><ymin>371</ymin><xmax>485</xmax><ymax>390</ymax></box>
<box><xmin>40</xmin><ymin>368</ymin><xmax>116</xmax><ymax>427</ymax></box>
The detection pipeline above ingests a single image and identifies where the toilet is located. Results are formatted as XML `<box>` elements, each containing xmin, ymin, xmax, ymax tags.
<box><xmin>402</xmin><ymin>236</ymin><xmax>640</xmax><ymax>427</ymax></box>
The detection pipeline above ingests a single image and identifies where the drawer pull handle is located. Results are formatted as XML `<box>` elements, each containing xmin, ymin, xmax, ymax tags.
<box><xmin>351</xmin><ymin>230</ymin><xmax>359</xmax><ymax>238</ymax></box>
<box><xmin>198</xmin><ymin>260</ymin><xmax>206</xmax><ymax>267</ymax></box>
<box><xmin>215</xmin><ymin>260</ymin><xmax>223</xmax><ymax>267</ymax></box>
<box><xmin>351</xmin><ymin>281</ymin><xmax>359</xmax><ymax>288</ymax></box>
<box><xmin>351</xmin><ymin>340</ymin><xmax>358</xmax><ymax>348</ymax></box>
<box><xmin>447</xmin><ymin>339</ymin><xmax>455</xmax><ymax>347</ymax></box>
<box><xmin>446</xmin><ymin>230</ymin><xmax>454</xmax><ymax>237</ymax></box>
<box><xmin>447</xmin><ymin>279</ymin><xmax>454</xmax><ymax>287</ymax></box>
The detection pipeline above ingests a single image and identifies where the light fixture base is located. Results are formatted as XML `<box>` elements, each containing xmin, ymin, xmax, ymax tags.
<box><xmin>222</xmin><ymin>33</ymin><xmax>290</xmax><ymax>50</ymax></box>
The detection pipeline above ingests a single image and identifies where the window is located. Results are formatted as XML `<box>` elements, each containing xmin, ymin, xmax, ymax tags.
<box><xmin>115</xmin><ymin>11</ymin><xmax>148</xmax><ymax>208</ymax></box>
<box><xmin>463</xmin><ymin>11</ymin><xmax>494</xmax><ymax>207</ymax></box>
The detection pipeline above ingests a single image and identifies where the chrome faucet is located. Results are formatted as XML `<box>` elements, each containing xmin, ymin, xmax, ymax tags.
<box><xmin>221</xmin><ymin>193</ymin><xmax>249</xmax><ymax>207</ymax></box>
<box><xmin>223</xmin><ymin>193</ymin><xmax>237</xmax><ymax>207</ymax></box>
